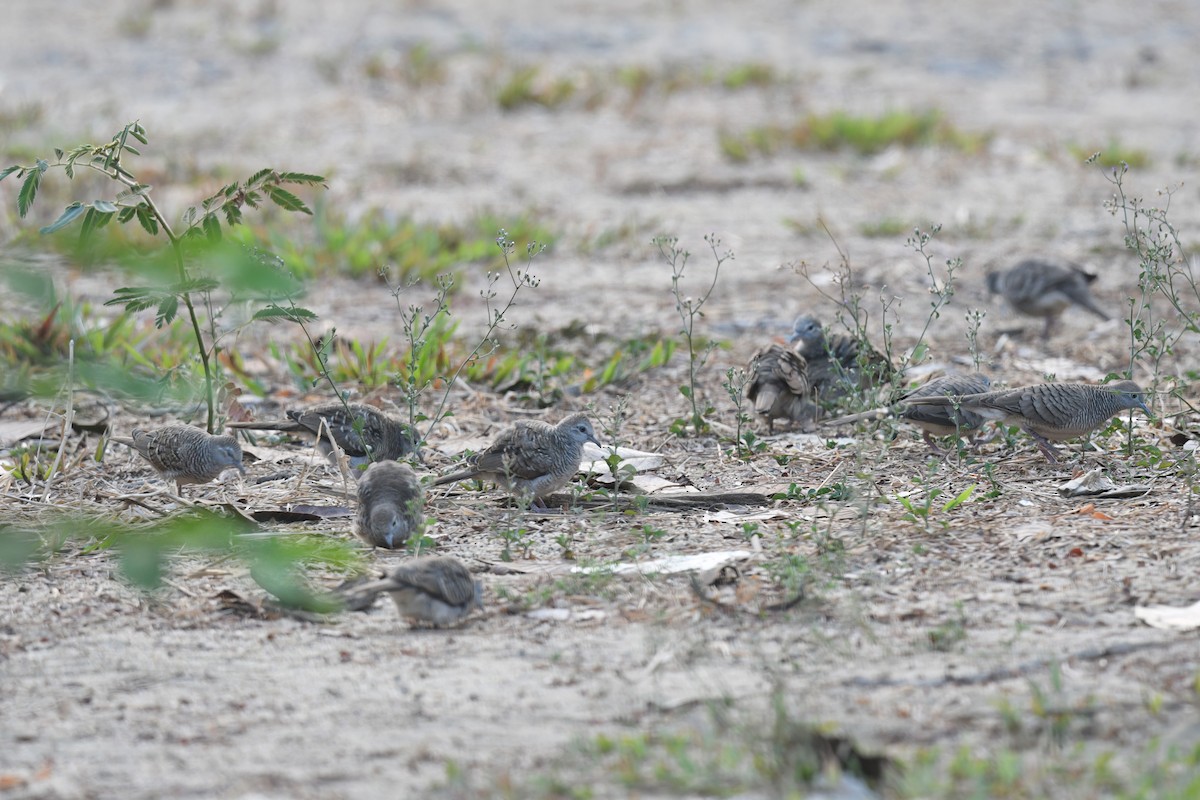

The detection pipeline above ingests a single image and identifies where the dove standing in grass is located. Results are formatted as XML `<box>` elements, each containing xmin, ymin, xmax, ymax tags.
<box><xmin>746</xmin><ymin>343</ymin><xmax>818</xmax><ymax>433</ymax></box>
<box><xmin>352</xmin><ymin>556</ymin><xmax>482</xmax><ymax>627</ymax></box>
<box><xmin>228</xmin><ymin>401</ymin><xmax>416</xmax><ymax>471</ymax></box>
<box><xmin>788</xmin><ymin>314</ymin><xmax>893</xmax><ymax>400</ymax></box>
<box><xmin>985</xmin><ymin>258</ymin><xmax>1109</xmax><ymax>339</ymax></box>
<box><xmin>354</xmin><ymin>461</ymin><xmax>425</xmax><ymax>549</ymax></box>
<box><xmin>901</xmin><ymin>380</ymin><xmax>1151</xmax><ymax>462</ymax></box>
<box><xmin>110</xmin><ymin>425</ymin><xmax>245</xmax><ymax>493</ymax></box>
<box><xmin>433</xmin><ymin>412</ymin><xmax>601</xmax><ymax>506</ymax></box>
<box><xmin>826</xmin><ymin>373</ymin><xmax>993</xmax><ymax>453</ymax></box>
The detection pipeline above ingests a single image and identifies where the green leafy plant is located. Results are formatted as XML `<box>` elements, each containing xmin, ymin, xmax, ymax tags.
<box><xmin>656</xmin><ymin>234</ymin><xmax>730</xmax><ymax>436</ymax></box>
<box><xmin>0</xmin><ymin>511</ymin><xmax>363</xmax><ymax>612</ymax></box>
<box><xmin>496</xmin><ymin>525</ymin><xmax>532</xmax><ymax>562</ymax></box>
<box><xmin>1</xmin><ymin>121</ymin><xmax>326</xmax><ymax>431</ymax></box>
<box><xmin>389</xmin><ymin>232</ymin><xmax>543</xmax><ymax>450</ymax></box>
<box><xmin>723</xmin><ymin>365</ymin><xmax>764</xmax><ymax>458</ymax></box>
<box><xmin>1101</xmin><ymin>161</ymin><xmax>1196</xmax><ymax>400</ymax></box>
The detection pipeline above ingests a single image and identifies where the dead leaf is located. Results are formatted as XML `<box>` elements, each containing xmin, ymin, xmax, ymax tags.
<box><xmin>1135</xmin><ymin>599</ymin><xmax>1200</xmax><ymax>631</ymax></box>
<box><xmin>0</xmin><ymin>775</ymin><xmax>28</xmax><ymax>790</ymax></box>
<box><xmin>1060</xmin><ymin>468</ymin><xmax>1152</xmax><ymax>500</ymax></box>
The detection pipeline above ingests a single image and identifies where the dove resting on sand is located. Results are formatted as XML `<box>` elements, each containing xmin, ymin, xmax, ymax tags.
<box><xmin>229</xmin><ymin>401</ymin><xmax>416</xmax><ymax>471</ymax></box>
<box><xmin>788</xmin><ymin>314</ymin><xmax>893</xmax><ymax>401</ymax></box>
<box><xmin>901</xmin><ymin>380</ymin><xmax>1151</xmax><ymax>462</ymax></box>
<box><xmin>110</xmin><ymin>425</ymin><xmax>245</xmax><ymax>493</ymax></box>
<box><xmin>746</xmin><ymin>343</ymin><xmax>818</xmax><ymax>434</ymax></box>
<box><xmin>433</xmin><ymin>412</ymin><xmax>601</xmax><ymax>506</ymax></box>
<box><xmin>985</xmin><ymin>258</ymin><xmax>1109</xmax><ymax>339</ymax></box>
<box><xmin>354</xmin><ymin>461</ymin><xmax>425</xmax><ymax>549</ymax></box>
<box><xmin>352</xmin><ymin>556</ymin><xmax>482</xmax><ymax>626</ymax></box>
<box><xmin>827</xmin><ymin>373</ymin><xmax>993</xmax><ymax>453</ymax></box>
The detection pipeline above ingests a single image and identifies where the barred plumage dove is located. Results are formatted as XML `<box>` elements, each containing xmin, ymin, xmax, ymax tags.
<box><xmin>827</xmin><ymin>373</ymin><xmax>993</xmax><ymax>452</ymax></box>
<box><xmin>985</xmin><ymin>258</ymin><xmax>1109</xmax><ymax>339</ymax></box>
<box><xmin>352</xmin><ymin>556</ymin><xmax>482</xmax><ymax>626</ymax></box>
<box><xmin>788</xmin><ymin>314</ymin><xmax>893</xmax><ymax>400</ymax></box>
<box><xmin>902</xmin><ymin>380</ymin><xmax>1151</xmax><ymax>462</ymax></box>
<box><xmin>746</xmin><ymin>343</ymin><xmax>818</xmax><ymax>434</ymax></box>
<box><xmin>354</xmin><ymin>461</ymin><xmax>425</xmax><ymax>549</ymax></box>
<box><xmin>229</xmin><ymin>401</ymin><xmax>416</xmax><ymax>471</ymax></box>
<box><xmin>433</xmin><ymin>412</ymin><xmax>601</xmax><ymax>506</ymax></box>
<box><xmin>110</xmin><ymin>425</ymin><xmax>245</xmax><ymax>493</ymax></box>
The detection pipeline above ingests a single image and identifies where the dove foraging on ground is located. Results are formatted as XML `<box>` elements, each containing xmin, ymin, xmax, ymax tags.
<box><xmin>746</xmin><ymin>343</ymin><xmax>818</xmax><ymax>434</ymax></box>
<box><xmin>901</xmin><ymin>380</ymin><xmax>1151</xmax><ymax>462</ymax></box>
<box><xmin>985</xmin><ymin>258</ymin><xmax>1109</xmax><ymax>339</ymax></box>
<box><xmin>433</xmin><ymin>412</ymin><xmax>602</xmax><ymax>506</ymax></box>
<box><xmin>788</xmin><ymin>314</ymin><xmax>893</xmax><ymax>401</ymax></box>
<box><xmin>228</xmin><ymin>401</ymin><xmax>416</xmax><ymax>472</ymax></box>
<box><xmin>827</xmin><ymin>373</ymin><xmax>993</xmax><ymax>453</ymax></box>
<box><xmin>354</xmin><ymin>461</ymin><xmax>425</xmax><ymax>549</ymax></box>
<box><xmin>109</xmin><ymin>425</ymin><xmax>245</xmax><ymax>493</ymax></box>
<box><xmin>352</xmin><ymin>556</ymin><xmax>482</xmax><ymax>626</ymax></box>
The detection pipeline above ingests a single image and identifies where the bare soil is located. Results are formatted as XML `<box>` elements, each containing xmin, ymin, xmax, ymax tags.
<box><xmin>2</xmin><ymin>1</ymin><xmax>1200</xmax><ymax>798</ymax></box>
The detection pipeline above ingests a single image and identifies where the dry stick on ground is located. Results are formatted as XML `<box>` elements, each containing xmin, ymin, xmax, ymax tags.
<box><xmin>844</xmin><ymin>638</ymin><xmax>1180</xmax><ymax>690</ymax></box>
<box><xmin>573</xmin><ymin>490</ymin><xmax>770</xmax><ymax>512</ymax></box>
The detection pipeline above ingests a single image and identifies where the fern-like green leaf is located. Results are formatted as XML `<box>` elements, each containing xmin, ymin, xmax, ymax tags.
<box><xmin>105</xmin><ymin>287</ymin><xmax>163</xmax><ymax>313</ymax></box>
<box><xmin>115</xmin><ymin>184</ymin><xmax>150</xmax><ymax>204</ymax></box>
<box><xmin>40</xmin><ymin>202</ymin><xmax>86</xmax><ymax>234</ymax></box>
<box><xmin>202</xmin><ymin>213</ymin><xmax>221</xmax><ymax>242</ymax></box>
<box><xmin>0</xmin><ymin>165</ymin><xmax>19</xmax><ymax>183</ymax></box>
<box><xmin>135</xmin><ymin>206</ymin><xmax>159</xmax><ymax>236</ymax></box>
<box><xmin>246</xmin><ymin>168</ymin><xmax>274</xmax><ymax>186</ymax></box>
<box><xmin>252</xmin><ymin>304</ymin><xmax>319</xmax><ymax>324</ymax></box>
<box><xmin>155</xmin><ymin>296</ymin><xmax>178</xmax><ymax>328</ymax></box>
<box><xmin>174</xmin><ymin>278</ymin><xmax>220</xmax><ymax>294</ymax></box>
<box><xmin>16</xmin><ymin>161</ymin><xmax>46</xmax><ymax>218</ymax></box>
<box><xmin>81</xmin><ymin>207</ymin><xmax>117</xmax><ymax>242</ymax></box>
<box><xmin>277</xmin><ymin>171</ymin><xmax>327</xmax><ymax>186</ymax></box>
<box><xmin>266</xmin><ymin>186</ymin><xmax>311</xmax><ymax>214</ymax></box>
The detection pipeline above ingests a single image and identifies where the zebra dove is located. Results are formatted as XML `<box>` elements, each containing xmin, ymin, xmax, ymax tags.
<box><xmin>354</xmin><ymin>461</ymin><xmax>425</xmax><ymax>549</ymax></box>
<box><xmin>110</xmin><ymin>425</ymin><xmax>245</xmax><ymax>493</ymax></box>
<box><xmin>433</xmin><ymin>412</ymin><xmax>601</xmax><ymax>506</ymax></box>
<box><xmin>229</xmin><ymin>401</ymin><xmax>416</xmax><ymax>472</ymax></box>
<box><xmin>902</xmin><ymin>380</ymin><xmax>1151</xmax><ymax>462</ymax></box>
<box><xmin>788</xmin><ymin>314</ymin><xmax>893</xmax><ymax>401</ymax></box>
<box><xmin>985</xmin><ymin>258</ymin><xmax>1109</xmax><ymax>339</ymax></box>
<box><xmin>352</xmin><ymin>556</ymin><xmax>482</xmax><ymax>626</ymax></box>
<box><xmin>827</xmin><ymin>373</ymin><xmax>993</xmax><ymax>452</ymax></box>
<box><xmin>746</xmin><ymin>343</ymin><xmax>818</xmax><ymax>434</ymax></box>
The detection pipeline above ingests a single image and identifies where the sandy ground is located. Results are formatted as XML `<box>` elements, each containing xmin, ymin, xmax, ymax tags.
<box><xmin>2</xmin><ymin>1</ymin><xmax>1200</xmax><ymax>798</ymax></box>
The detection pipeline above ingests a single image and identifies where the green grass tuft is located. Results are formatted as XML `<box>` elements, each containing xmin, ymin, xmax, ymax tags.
<box><xmin>721</xmin><ymin>109</ymin><xmax>991</xmax><ymax>160</ymax></box>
